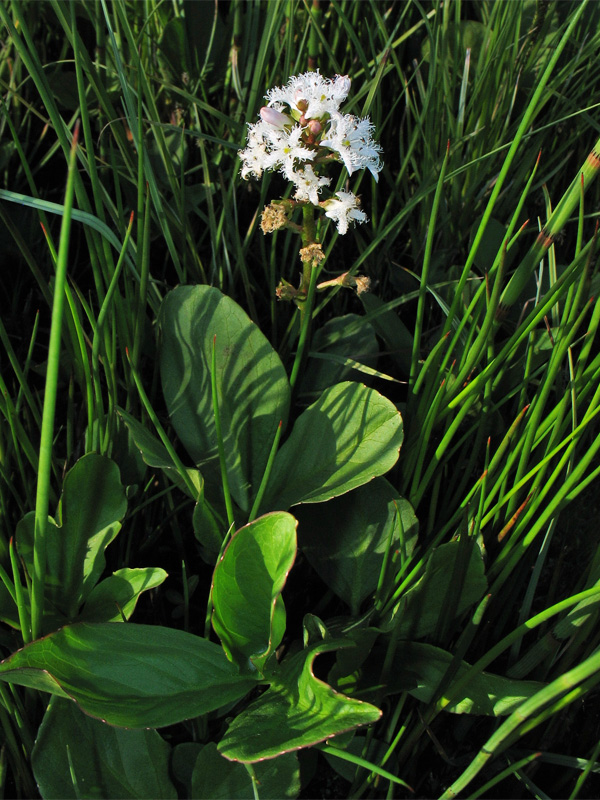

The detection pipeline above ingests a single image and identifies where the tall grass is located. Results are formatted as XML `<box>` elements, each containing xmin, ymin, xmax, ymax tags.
<box><xmin>1</xmin><ymin>1</ymin><xmax>600</xmax><ymax>797</ymax></box>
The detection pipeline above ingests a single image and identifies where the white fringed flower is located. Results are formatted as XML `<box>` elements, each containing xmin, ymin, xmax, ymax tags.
<box><xmin>238</xmin><ymin>71</ymin><xmax>382</xmax><ymax>234</ymax></box>
<box><xmin>292</xmin><ymin>165</ymin><xmax>331</xmax><ymax>205</ymax></box>
<box><xmin>321</xmin><ymin>113</ymin><xmax>382</xmax><ymax>181</ymax></box>
<box><xmin>323</xmin><ymin>191</ymin><xmax>367</xmax><ymax>235</ymax></box>
<box><xmin>266</xmin><ymin>71</ymin><xmax>351</xmax><ymax>119</ymax></box>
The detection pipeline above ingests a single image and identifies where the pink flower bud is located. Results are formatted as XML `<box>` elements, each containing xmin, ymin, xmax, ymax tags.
<box><xmin>307</xmin><ymin>119</ymin><xmax>323</xmax><ymax>136</ymax></box>
<box><xmin>260</xmin><ymin>106</ymin><xmax>291</xmax><ymax>128</ymax></box>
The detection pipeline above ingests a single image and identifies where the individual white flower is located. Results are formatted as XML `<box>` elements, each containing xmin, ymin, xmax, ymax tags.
<box><xmin>277</xmin><ymin>125</ymin><xmax>315</xmax><ymax>181</ymax></box>
<box><xmin>239</xmin><ymin>120</ymin><xmax>313</xmax><ymax>180</ymax></box>
<box><xmin>322</xmin><ymin>191</ymin><xmax>367</xmax><ymax>235</ymax></box>
<box><xmin>321</xmin><ymin>113</ymin><xmax>383</xmax><ymax>181</ymax></box>
<box><xmin>266</xmin><ymin>71</ymin><xmax>351</xmax><ymax>119</ymax></box>
<box><xmin>292</xmin><ymin>165</ymin><xmax>331</xmax><ymax>205</ymax></box>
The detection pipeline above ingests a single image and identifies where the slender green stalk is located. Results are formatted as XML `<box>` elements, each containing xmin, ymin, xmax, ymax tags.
<box><xmin>410</xmin><ymin>140</ymin><xmax>449</xmax><ymax>389</ymax></box>
<box><xmin>440</xmin><ymin>649</ymin><xmax>600</xmax><ymax>798</ymax></box>
<box><xmin>211</xmin><ymin>335</ymin><xmax>235</xmax><ymax>528</ymax></box>
<box><xmin>125</xmin><ymin>358</ymin><xmax>200</xmax><ymax>500</ymax></box>
<box><xmin>30</xmin><ymin>123</ymin><xmax>79</xmax><ymax>642</ymax></box>
<box><xmin>289</xmin><ymin>260</ymin><xmax>319</xmax><ymax>393</ymax></box>
<box><xmin>90</xmin><ymin>210</ymin><xmax>134</xmax><ymax>452</ymax></box>
<box><xmin>9</xmin><ymin>539</ymin><xmax>30</xmax><ymax>643</ymax></box>
<box><xmin>248</xmin><ymin>421</ymin><xmax>283</xmax><ymax>522</ymax></box>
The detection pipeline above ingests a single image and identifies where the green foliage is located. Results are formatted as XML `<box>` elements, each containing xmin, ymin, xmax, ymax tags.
<box><xmin>158</xmin><ymin>286</ymin><xmax>290</xmax><ymax>513</ymax></box>
<box><xmin>32</xmin><ymin>698</ymin><xmax>177</xmax><ymax>799</ymax></box>
<box><xmin>2</xmin><ymin>0</ymin><xmax>600</xmax><ymax>797</ymax></box>
<box><xmin>211</xmin><ymin>512</ymin><xmax>297</xmax><ymax>676</ymax></box>
<box><xmin>0</xmin><ymin>622</ymin><xmax>257</xmax><ymax>728</ymax></box>
<box><xmin>191</xmin><ymin>744</ymin><xmax>300</xmax><ymax>799</ymax></box>
<box><xmin>218</xmin><ymin>639</ymin><xmax>382</xmax><ymax>763</ymax></box>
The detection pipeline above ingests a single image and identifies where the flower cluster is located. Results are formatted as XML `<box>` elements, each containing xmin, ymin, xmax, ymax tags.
<box><xmin>239</xmin><ymin>71</ymin><xmax>382</xmax><ymax>235</ymax></box>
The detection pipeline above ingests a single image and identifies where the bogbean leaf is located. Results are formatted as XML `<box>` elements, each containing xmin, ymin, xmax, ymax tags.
<box><xmin>263</xmin><ymin>382</ymin><xmax>403</xmax><ymax>511</ymax></box>
<box><xmin>300</xmin><ymin>314</ymin><xmax>379</xmax><ymax>397</ymax></box>
<box><xmin>218</xmin><ymin>640</ymin><xmax>382</xmax><ymax>762</ymax></box>
<box><xmin>211</xmin><ymin>512</ymin><xmax>297</xmax><ymax>676</ymax></box>
<box><xmin>383</xmin><ymin>540</ymin><xmax>487</xmax><ymax>641</ymax></box>
<box><xmin>32</xmin><ymin>698</ymin><xmax>177</xmax><ymax>799</ymax></box>
<box><xmin>158</xmin><ymin>285</ymin><xmax>290</xmax><ymax>512</ymax></box>
<box><xmin>0</xmin><ymin>622</ymin><xmax>256</xmax><ymax>728</ymax></box>
<box><xmin>16</xmin><ymin>454</ymin><xmax>127</xmax><ymax>621</ymax></box>
<box><xmin>295</xmin><ymin>479</ymin><xmax>418</xmax><ymax>615</ymax></box>
<box><xmin>118</xmin><ymin>407</ymin><xmax>203</xmax><ymax>498</ymax></box>
<box><xmin>360</xmin><ymin>293</ymin><xmax>413</xmax><ymax>377</ymax></box>
<box><xmin>388</xmin><ymin>641</ymin><xmax>546</xmax><ymax>715</ymax></box>
<box><xmin>191</xmin><ymin>743</ymin><xmax>300</xmax><ymax>799</ymax></box>
<box><xmin>78</xmin><ymin>567</ymin><xmax>168</xmax><ymax>623</ymax></box>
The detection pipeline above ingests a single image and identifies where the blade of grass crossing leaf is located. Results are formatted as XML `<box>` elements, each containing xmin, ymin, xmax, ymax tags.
<box><xmin>212</xmin><ymin>336</ymin><xmax>235</xmax><ymax>529</ymax></box>
<box><xmin>31</xmin><ymin>123</ymin><xmax>79</xmax><ymax>642</ymax></box>
<box><xmin>441</xmin><ymin>650</ymin><xmax>600</xmax><ymax>798</ymax></box>
<box><xmin>317</xmin><ymin>744</ymin><xmax>411</xmax><ymax>791</ymax></box>
<box><xmin>124</xmin><ymin>357</ymin><xmax>199</xmax><ymax>500</ymax></box>
<box><xmin>248</xmin><ymin>421</ymin><xmax>283</xmax><ymax>523</ymax></box>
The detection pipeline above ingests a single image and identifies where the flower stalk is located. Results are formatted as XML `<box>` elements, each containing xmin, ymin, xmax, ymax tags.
<box><xmin>238</xmin><ymin>70</ymin><xmax>382</xmax><ymax>378</ymax></box>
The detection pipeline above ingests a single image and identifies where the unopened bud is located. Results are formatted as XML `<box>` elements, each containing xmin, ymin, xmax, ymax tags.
<box><xmin>307</xmin><ymin>119</ymin><xmax>323</xmax><ymax>136</ymax></box>
<box><xmin>276</xmin><ymin>279</ymin><xmax>299</xmax><ymax>301</ymax></box>
<box><xmin>260</xmin><ymin>106</ymin><xmax>291</xmax><ymax>128</ymax></box>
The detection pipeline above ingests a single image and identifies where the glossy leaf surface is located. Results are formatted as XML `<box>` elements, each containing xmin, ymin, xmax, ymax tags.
<box><xmin>0</xmin><ymin>623</ymin><xmax>255</xmax><ymax>728</ymax></box>
<box><xmin>218</xmin><ymin>640</ymin><xmax>381</xmax><ymax>762</ymax></box>
<box><xmin>296</xmin><ymin>479</ymin><xmax>418</xmax><ymax>615</ymax></box>
<box><xmin>211</xmin><ymin>512</ymin><xmax>297</xmax><ymax>675</ymax></box>
<box><xmin>263</xmin><ymin>382</ymin><xmax>403</xmax><ymax>511</ymax></box>
<box><xmin>16</xmin><ymin>454</ymin><xmax>127</xmax><ymax>621</ymax></box>
<box><xmin>159</xmin><ymin>285</ymin><xmax>290</xmax><ymax>512</ymax></box>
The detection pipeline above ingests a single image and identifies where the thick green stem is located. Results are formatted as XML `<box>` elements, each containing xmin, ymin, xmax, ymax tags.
<box><xmin>31</xmin><ymin>123</ymin><xmax>79</xmax><ymax>641</ymax></box>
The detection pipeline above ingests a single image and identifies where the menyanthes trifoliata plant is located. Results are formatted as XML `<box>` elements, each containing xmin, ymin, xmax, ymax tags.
<box><xmin>239</xmin><ymin>71</ymin><xmax>382</xmax><ymax>306</ymax></box>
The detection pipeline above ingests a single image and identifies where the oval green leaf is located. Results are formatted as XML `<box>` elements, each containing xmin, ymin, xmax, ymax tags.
<box><xmin>263</xmin><ymin>382</ymin><xmax>403</xmax><ymax>511</ymax></box>
<box><xmin>158</xmin><ymin>286</ymin><xmax>290</xmax><ymax>512</ymax></box>
<box><xmin>211</xmin><ymin>512</ymin><xmax>297</xmax><ymax>675</ymax></box>
<box><xmin>0</xmin><ymin>622</ymin><xmax>256</xmax><ymax>728</ymax></box>
<box><xmin>295</xmin><ymin>479</ymin><xmax>418</xmax><ymax>615</ymax></box>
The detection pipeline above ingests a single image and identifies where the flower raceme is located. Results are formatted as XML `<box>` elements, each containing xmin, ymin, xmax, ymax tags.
<box><xmin>238</xmin><ymin>71</ymin><xmax>382</xmax><ymax>235</ymax></box>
